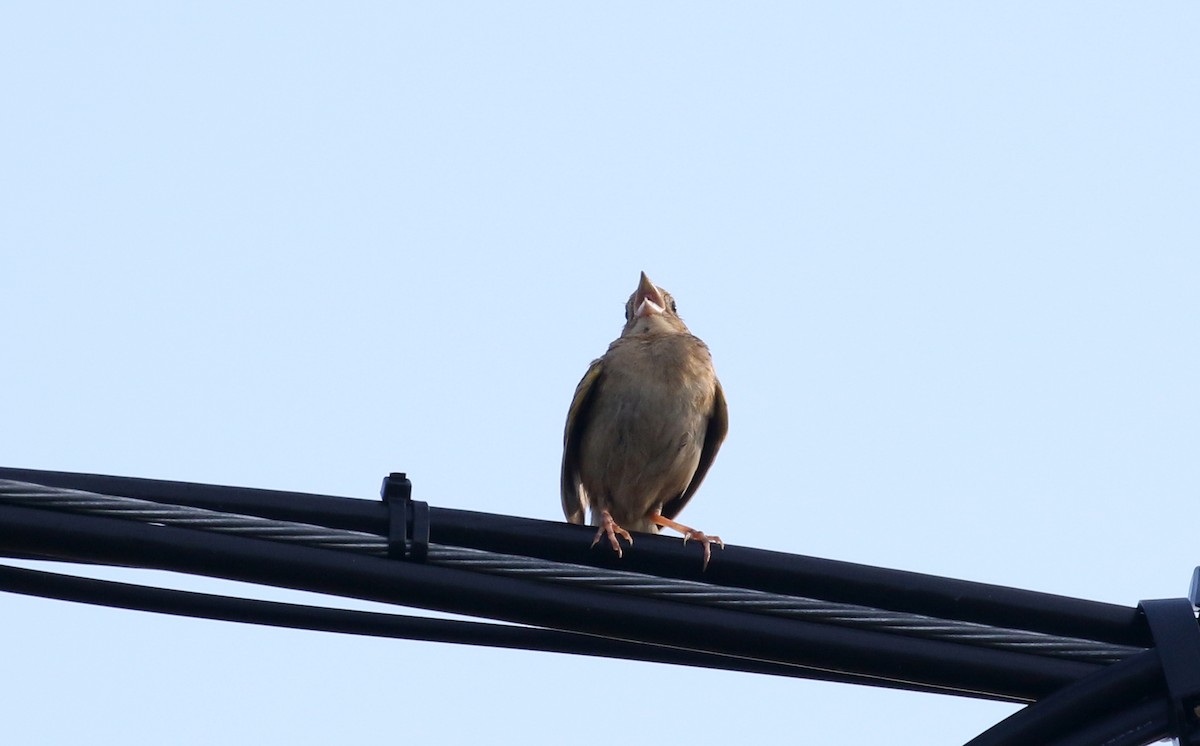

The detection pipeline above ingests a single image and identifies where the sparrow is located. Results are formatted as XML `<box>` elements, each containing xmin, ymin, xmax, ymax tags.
<box><xmin>561</xmin><ymin>271</ymin><xmax>728</xmax><ymax>567</ymax></box>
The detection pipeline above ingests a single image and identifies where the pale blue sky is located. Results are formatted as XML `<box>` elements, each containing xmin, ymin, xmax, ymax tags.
<box><xmin>1</xmin><ymin>4</ymin><xmax>1197</xmax><ymax>744</ymax></box>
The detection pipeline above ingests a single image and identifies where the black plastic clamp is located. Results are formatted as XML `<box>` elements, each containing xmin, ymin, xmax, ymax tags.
<box><xmin>1139</xmin><ymin>596</ymin><xmax>1200</xmax><ymax>744</ymax></box>
<box><xmin>379</xmin><ymin>472</ymin><xmax>428</xmax><ymax>562</ymax></box>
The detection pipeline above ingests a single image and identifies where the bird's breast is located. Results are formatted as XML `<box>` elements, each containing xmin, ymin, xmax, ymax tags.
<box><xmin>577</xmin><ymin>334</ymin><xmax>717</xmax><ymax>526</ymax></box>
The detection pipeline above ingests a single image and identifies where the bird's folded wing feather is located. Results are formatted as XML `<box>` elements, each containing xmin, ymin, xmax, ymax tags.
<box><xmin>560</xmin><ymin>358</ymin><xmax>604</xmax><ymax>524</ymax></box>
<box><xmin>662</xmin><ymin>378</ymin><xmax>729</xmax><ymax>521</ymax></box>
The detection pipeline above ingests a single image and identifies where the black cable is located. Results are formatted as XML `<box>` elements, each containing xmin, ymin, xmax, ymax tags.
<box><xmin>0</xmin><ymin>502</ymin><xmax>1099</xmax><ymax>703</ymax></box>
<box><xmin>0</xmin><ymin>478</ymin><xmax>1137</xmax><ymax>665</ymax></box>
<box><xmin>0</xmin><ymin>468</ymin><xmax>1190</xmax><ymax>744</ymax></box>
<box><xmin>966</xmin><ymin>651</ymin><xmax>1163</xmax><ymax>745</ymax></box>
<box><xmin>1047</xmin><ymin>697</ymin><xmax>1169</xmax><ymax>746</ymax></box>
<box><xmin>0</xmin><ymin>562</ymin><xmax>901</xmax><ymax>686</ymax></box>
<box><xmin>0</xmin><ymin>466</ymin><xmax>1147</xmax><ymax>647</ymax></box>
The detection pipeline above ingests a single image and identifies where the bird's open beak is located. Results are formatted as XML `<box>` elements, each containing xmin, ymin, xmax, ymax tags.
<box><xmin>634</xmin><ymin>271</ymin><xmax>666</xmax><ymax>318</ymax></box>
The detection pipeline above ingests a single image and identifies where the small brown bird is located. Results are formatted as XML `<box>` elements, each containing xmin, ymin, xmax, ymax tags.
<box><xmin>561</xmin><ymin>271</ymin><xmax>728</xmax><ymax>567</ymax></box>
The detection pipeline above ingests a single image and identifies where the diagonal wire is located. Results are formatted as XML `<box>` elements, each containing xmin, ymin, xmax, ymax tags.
<box><xmin>0</xmin><ymin>479</ymin><xmax>387</xmax><ymax>555</ymax></box>
<box><xmin>0</xmin><ymin>479</ymin><xmax>1145</xmax><ymax>663</ymax></box>
<box><xmin>425</xmin><ymin>545</ymin><xmax>1143</xmax><ymax>662</ymax></box>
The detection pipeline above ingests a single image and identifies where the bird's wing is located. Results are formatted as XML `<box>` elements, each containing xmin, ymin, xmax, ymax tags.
<box><xmin>662</xmin><ymin>378</ymin><xmax>729</xmax><ymax>520</ymax></box>
<box><xmin>560</xmin><ymin>358</ymin><xmax>604</xmax><ymax>524</ymax></box>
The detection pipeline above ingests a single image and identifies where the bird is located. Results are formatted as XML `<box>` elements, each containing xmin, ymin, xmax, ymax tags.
<box><xmin>561</xmin><ymin>271</ymin><xmax>728</xmax><ymax>567</ymax></box>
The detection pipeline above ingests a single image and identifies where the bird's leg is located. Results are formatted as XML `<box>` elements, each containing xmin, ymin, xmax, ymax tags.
<box><xmin>591</xmin><ymin>509</ymin><xmax>634</xmax><ymax>558</ymax></box>
<box><xmin>649</xmin><ymin>514</ymin><xmax>724</xmax><ymax>569</ymax></box>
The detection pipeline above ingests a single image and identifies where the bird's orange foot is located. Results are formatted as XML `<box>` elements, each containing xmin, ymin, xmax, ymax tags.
<box><xmin>591</xmin><ymin>509</ymin><xmax>634</xmax><ymax>558</ymax></box>
<box><xmin>649</xmin><ymin>514</ymin><xmax>724</xmax><ymax>569</ymax></box>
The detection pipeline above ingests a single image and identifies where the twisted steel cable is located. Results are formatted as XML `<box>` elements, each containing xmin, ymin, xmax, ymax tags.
<box><xmin>427</xmin><ymin>545</ymin><xmax>1142</xmax><ymax>662</ymax></box>
<box><xmin>0</xmin><ymin>479</ymin><xmax>1143</xmax><ymax>663</ymax></box>
<box><xmin>0</xmin><ymin>479</ymin><xmax>387</xmax><ymax>555</ymax></box>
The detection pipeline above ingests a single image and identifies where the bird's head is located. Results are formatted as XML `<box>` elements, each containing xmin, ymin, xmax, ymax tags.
<box><xmin>622</xmin><ymin>271</ymin><xmax>689</xmax><ymax>336</ymax></box>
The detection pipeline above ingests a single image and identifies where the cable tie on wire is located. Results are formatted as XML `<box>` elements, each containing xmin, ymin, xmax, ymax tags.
<box><xmin>380</xmin><ymin>472</ymin><xmax>428</xmax><ymax>562</ymax></box>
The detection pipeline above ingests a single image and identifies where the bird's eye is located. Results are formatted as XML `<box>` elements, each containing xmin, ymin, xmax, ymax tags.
<box><xmin>670</xmin><ymin>299</ymin><xmax>678</xmax><ymax>313</ymax></box>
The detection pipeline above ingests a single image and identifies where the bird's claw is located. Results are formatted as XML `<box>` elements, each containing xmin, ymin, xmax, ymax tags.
<box><xmin>648</xmin><ymin>514</ymin><xmax>725</xmax><ymax>570</ymax></box>
<box><xmin>591</xmin><ymin>510</ymin><xmax>633</xmax><ymax>558</ymax></box>
<box><xmin>681</xmin><ymin>530</ymin><xmax>724</xmax><ymax>570</ymax></box>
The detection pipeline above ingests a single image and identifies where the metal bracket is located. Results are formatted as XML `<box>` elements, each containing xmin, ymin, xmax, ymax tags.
<box><xmin>379</xmin><ymin>472</ymin><xmax>428</xmax><ymax>562</ymax></box>
<box><xmin>1139</xmin><ymin>597</ymin><xmax>1200</xmax><ymax>744</ymax></box>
